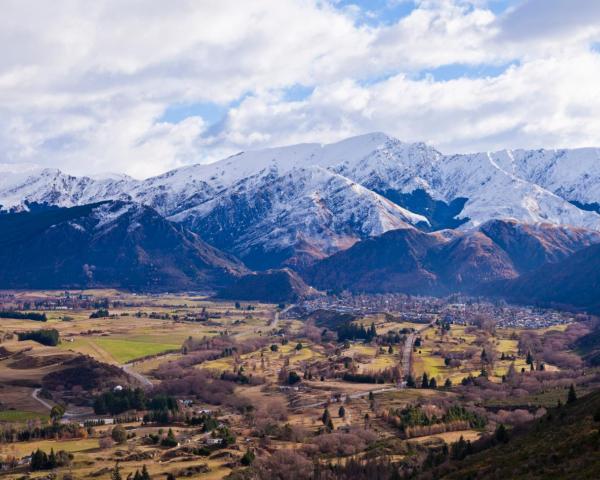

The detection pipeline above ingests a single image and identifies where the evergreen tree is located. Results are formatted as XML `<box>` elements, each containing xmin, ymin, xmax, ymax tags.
<box><xmin>388</xmin><ymin>345</ymin><xmax>393</xmax><ymax>354</ymax></box>
<box><xmin>421</xmin><ymin>372</ymin><xmax>429</xmax><ymax>389</ymax></box>
<box><xmin>495</xmin><ymin>424</ymin><xmax>509</xmax><ymax>443</ymax></box>
<box><xmin>141</xmin><ymin>465</ymin><xmax>151</xmax><ymax>480</ymax></box>
<box><xmin>444</xmin><ymin>378</ymin><xmax>452</xmax><ymax>389</ymax></box>
<box><xmin>321</xmin><ymin>408</ymin><xmax>331</xmax><ymax>426</ymax></box>
<box><xmin>429</xmin><ymin>377</ymin><xmax>437</xmax><ymax>389</ymax></box>
<box><xmin>526</xmin><ymin>350</ymin><xmax>533</xmax><ymax>365</ymax></box>
<box><xmin>338</xmin><ymin>405</ymin><xmax>346</xmax><ymax>418</ymax></box>
<box><xmin>567</xmin><ymin>384</ymin><xmax>577</xmax><ymax>404</ymax></box>
<box><xmin>406</xmin><ymin>374</ymin><xmax>416</xmax><ymax>388</ymax></box>
<box><xmin>326</xmin><ymin>417</ymin><xmax>334</xmax><ymax>432</ymax></box>
<box><xmin>241</xmin><ymin>448</ymin><xmax>255</xmax><ymax>466</ymax></box>
<box><xmin>111</xmin><ymin>463</ymin><xmax>123</xmax><ymax>480</ymax></box>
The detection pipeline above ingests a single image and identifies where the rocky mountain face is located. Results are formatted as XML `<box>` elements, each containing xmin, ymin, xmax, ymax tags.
<box><xmin>304</xmin><ymin>219</ymin><xmax>600</xmax><ymax>295</ymax></box>
<box><xmin>0</xmin><ymin>201</ymin><xmax>247</xmax><ymax>290</ymax></box>
<box><xmin>2</xmin><ymin>133</ymin><xmax>600</xmax><ymax>269</ymax></box>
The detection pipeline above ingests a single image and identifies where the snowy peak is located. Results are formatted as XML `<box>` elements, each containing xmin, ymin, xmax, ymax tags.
<box><xmin>1</xmin><ymin>133</ymin><xmax>600</xmax><ymax>270</ymax></box>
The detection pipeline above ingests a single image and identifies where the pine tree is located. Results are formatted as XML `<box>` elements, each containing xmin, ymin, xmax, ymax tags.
<box><xmin>495</xmin><ymin>424</ymin><xmax>509</xmax><ymax>443</ymax></box>
<box><xmin>321</xmin><ymin>408</ymin><xmax>331</xmax><ymax>426</ymax></box>
<box><xmin>326</xmin><ymin>417</ymin><xmax>334</xmax><ymax>432</ymax></box>
<box><xmin>444</xmin><ymin>378</ymin><xmax>452</xmax><ymax>389</ymax></box>
<box><xmin>388</xmin><ymin>345</ymin><xmax>393</xmax><ymax>354</ymax></box>
<box><xmin>406</xmin><ymin>374</ymin><xmax>416</xmax><ymax>388</ymax></box>
<box><xmin>429</xmin><ymin>377</ymin><xmax>437</xmax><ymax>389</ymax></box>
<box><xmin>421</xmin><ymin>372</ymin><xmax>429</xmax><ymax>388</ymax></box>
<box><xmin>567</xmin><ymin>384</ymin><xmax>577</xmax><ymax>404</ymax></box>
<box><xmin>338</xmin><ymin>405</ymin><xmax>346</xmax><ymax>418</ymax></box>
<box><xmin>111</xmin><ymin>463</ymin><xmax>123</xmax><ymax>480</ymax></box>
<box><xmin>526</xmin><ymin>350</ymin><xmax>533</xmax><ymax>365</ymax></box>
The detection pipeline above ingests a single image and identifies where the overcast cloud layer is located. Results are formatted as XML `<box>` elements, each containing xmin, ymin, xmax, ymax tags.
<box><xmin>1</xmin><ymin>0</ymin><xmax>600</xmax><ymax>178</ymax></box>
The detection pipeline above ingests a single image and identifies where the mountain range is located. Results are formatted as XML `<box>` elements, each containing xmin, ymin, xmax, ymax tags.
<box><xmin>1</xmin><ymin>133</ymin><xmax>600</xmax><ymax>309</ymax></box>
<box><xmin>0</xmin><ymin>201</ymin><xmax>246</xmax><ymax>290</ymax></box>
<box><xmin>3</xmin><ymin>133</ymin><xmax>600</xmax><ymax>270</ymax></box>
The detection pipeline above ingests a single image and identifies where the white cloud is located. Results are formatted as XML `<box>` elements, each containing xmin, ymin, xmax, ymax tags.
<box><xmin>0</xmin><ymin>0</ymin><xmax>599</xmax><ymax>177</ymax></box>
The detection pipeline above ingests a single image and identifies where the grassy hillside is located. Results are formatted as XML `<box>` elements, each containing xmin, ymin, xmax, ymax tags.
<box><xmin>431</xmin><ymin>389</ymin><xmax>600</xmax><ymax>480</ymax></box>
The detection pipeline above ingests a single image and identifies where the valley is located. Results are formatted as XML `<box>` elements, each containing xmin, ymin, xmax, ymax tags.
<box><xmin>1</xmin><ymin>289</ymin><xmax>598</xmax><ymax>479</ymax></box>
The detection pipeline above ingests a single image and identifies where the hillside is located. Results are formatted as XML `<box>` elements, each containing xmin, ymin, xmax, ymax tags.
<box><xmin>217</xmin><ymin>268</ymin><xmax>317</xmax><ymax>303</ymax></box>
<box><xmin>304</xmin><ymin>220</ymin><xmax>600</xmax><ymax>295</ymax></box>
<box><xmin>427</xmin><ymin>389</ymin><xmax>600</xmax><ymax>480</ymax></box>
<box><xmin>0</xmin><ymin>201</ymin><xmax>247</xmax><ymax>290</ymax></box>
<box><xmin>497</xmin><ymin>242</ymin><xmax>600</xmax><ymax>313</ymax></box>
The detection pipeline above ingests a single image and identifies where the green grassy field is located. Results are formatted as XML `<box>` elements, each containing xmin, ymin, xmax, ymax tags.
<box><xmin>94</xmin><ymin>337</ymin><xmax>180</xmax><ymax>363</ymax></box>
<box><xmin>0</xmin><ymin>410</ymin><xmax>49</xmax><ymax>423</ymax></box>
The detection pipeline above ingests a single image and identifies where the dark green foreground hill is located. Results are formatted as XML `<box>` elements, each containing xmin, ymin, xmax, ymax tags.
<box><xmin>431</xmin><ymin>389</ymin><xmax>600</xmax><ymax>480</ymax></box>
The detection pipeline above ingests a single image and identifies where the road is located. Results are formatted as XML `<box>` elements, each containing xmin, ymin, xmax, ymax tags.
<box><xmin>400</xmin><ymin>321</ymin><xmax>435</xmax><ymax>379</ymax></box>
<box><xmin>31</xmin><ymin>388</ymin><xmax>54</xmax><ymax>410</ymax></box>
<box><xmin>122</xmin><ymin>363</ymin><xmax>153</xmax><ymax>388</ymax></box>
<box><xmin>269</xmin><ymin>304</ymin><xmax>294</xmax><ymax>329</ymax></box>
<box><xmin>293</xmin><ymin>321</ymin><xmax>435</xmax><ymax>410</ymax></box>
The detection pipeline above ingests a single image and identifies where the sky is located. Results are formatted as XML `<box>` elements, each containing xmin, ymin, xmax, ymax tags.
<box><xmin>1</xmin><ymin>0</ymin><xmax>600</xmax><ymax>179</ymax></box>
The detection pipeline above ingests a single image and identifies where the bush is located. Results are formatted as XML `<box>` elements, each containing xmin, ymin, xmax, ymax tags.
<box><xmin>111</xmin><ymin>425</ymin><xmax>127</xmax><ymax>444</ymax></box>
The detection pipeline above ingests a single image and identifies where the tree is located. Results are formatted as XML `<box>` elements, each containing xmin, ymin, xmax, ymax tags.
<box><xmin>368</xmin><ymin>391</ymin><xmax>374</xmax><ymax>401</ymax></box>
<box><xmin>111</xmin><ymin>425</ymin><xmax>127</xmax><ymax>444</ymax></box>
<box><xmin>326</xmin><ymin>417</ymin><xmax>334</xmax><ymax>432</ymax></box>
<box><xmin>406</xmin><ymin>374</ymin><xmax>416</xmax><ymax>388</ymax></box>
<box><xmin>567</xmin><ymin>384</ymin><xmax>577</xmax><ymax>404</ymax></box>
<box><xmin>321</xmin><ymin>408</ymin><xmax>331</xmax><ymax>426</ymax></box>
<box><xmin>526</xmin><ymin>350</ymin><xmax>534</xmax><ymax>365</ymax></box>
<box><xmin>338</xmin><ymin>406</ymin><xmax>346</xmax><ymax>418</ymax></box>
<box><xmin>111</xmin><ymin>463</ymin><xmax>123</xmax><ymax>480</ymax></box>
<box><xmin>140</xmin><ymin>465</ymin><xmax>151</xmax><ymax>480</ymax></box>
<box><xmin>495</xmin><ymin>424</ymin><xmax>509</xmax><ymax>443</ymax></box>
<box><xmin>161</xmin><ymin>428</ymin><xmax>178</xmax><ymax>447</ymax></box>
<box><xmin>388</xmin><ymin>345</ymin><xmax>393</xmax><ymax>354</ymax></box>
<box><xmin>295</xmin><ymin>342</ymin><xmax>303</xmax><ymax>351</ymax></box>
<box><xmin>444</xmin><ymin>378</ymin><xmax>452</xmax><ymax>389</ymax></box>
<box><xmin>421</xmin><ymin>373</ymin><xmax>429</xmax><ymax>389</ymax></box>
<box><xmin>50</xmin><ymin>404</ymin><xmax>65</xmax><ymax>423</ymax></box>
<box><xmin>241</xmin><ymin>448</ymin><xmax>255</xmax><ymax>466</ymax></box>
<box><xmin>288</xmin><ymin>371</ymin><xmax>301</xmax><ymax>385</ymax></box>
<box><xmin>429</xmin><ymin>377</ymin><xmax>437</xmax><ymax>389</ymax></box>
<box><xmin>270</xmin><ymin>344</ymin><xmax>278</xmax><ymax>352</ymax></box>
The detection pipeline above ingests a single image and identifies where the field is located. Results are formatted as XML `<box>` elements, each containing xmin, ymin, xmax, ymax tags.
<box><xmin>411</xmin><ymin>323</ymin><xmax>535</xmax><ymax>384</ymax></box>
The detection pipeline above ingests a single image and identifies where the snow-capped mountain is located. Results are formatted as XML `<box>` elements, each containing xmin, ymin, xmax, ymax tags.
<box><xmin>2</xmin><ymin>132</ymin><xmax>600</xmax><ymax>268</ymax></box>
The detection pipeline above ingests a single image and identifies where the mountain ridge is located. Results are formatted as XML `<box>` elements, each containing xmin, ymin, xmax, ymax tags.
<box><xmin>2</xmin><ymin>133</ymin><xmax>600</xmax><ymax>269</ymax></box>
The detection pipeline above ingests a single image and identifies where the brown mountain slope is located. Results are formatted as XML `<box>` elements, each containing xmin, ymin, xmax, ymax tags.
<box><xmin>304</xmin><ymin>220</ymin><xmax>600</xmax><ymax>295</ymax></box>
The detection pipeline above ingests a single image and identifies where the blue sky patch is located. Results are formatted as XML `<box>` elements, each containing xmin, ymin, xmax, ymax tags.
<box><xmin>419</xmin><ymin>61</ymin><xmax>519</xmax><ymax>81</ymax></box>
<box><xmin>160</xmin><ymin>101</ymin><xmax>228</xmax><ymax>125</ymax></box>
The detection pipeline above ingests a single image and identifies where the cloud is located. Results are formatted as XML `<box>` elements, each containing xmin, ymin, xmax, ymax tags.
<box><xmin>0</xmin><ymin>0</ymin><xmax>599</xmax><ymax>177</ymax></box>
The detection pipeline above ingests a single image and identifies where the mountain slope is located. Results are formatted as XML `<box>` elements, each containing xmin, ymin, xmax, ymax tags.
<box><xmin>0</xmin><ymin>201</ymin><xmax>247</xmax><ymax>290</ymax></box>
<box><xmin>428</xmin><ymin>389</ymin><xmax>600</xmax><ymax>480</ymax></box>
<box><xmin>217</xmin><ymin>268</ymin><xmax>317</xmax><ymax>303</ymax></box>
<box><xmin>3</xmin><ymin>133</ymin><xmax>600</xmax><ymax>269</ymax></box>
<box><xmin>304</xmin><ymin>220</ymin><xmax>600</xmax><ymax>295</ymax></box>
<box><xmin>496</xmin><ymin>242</ymin><xmax>600</xmax><ymax>313</ymax></box>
